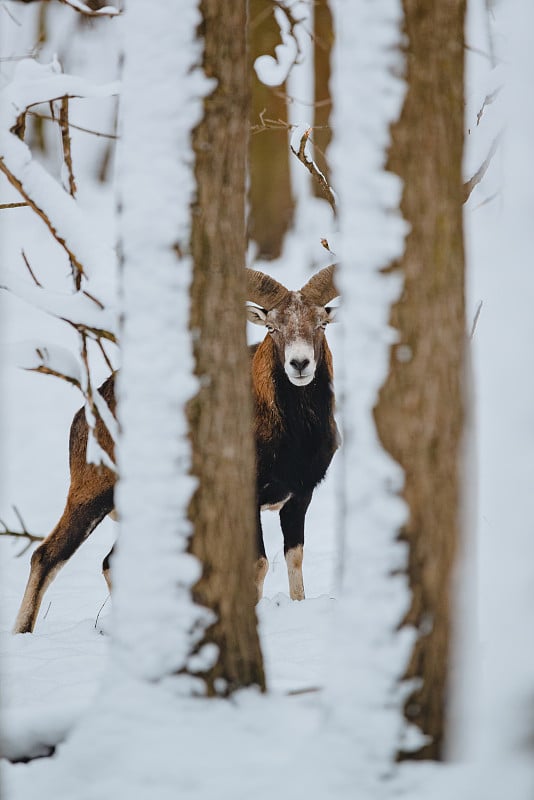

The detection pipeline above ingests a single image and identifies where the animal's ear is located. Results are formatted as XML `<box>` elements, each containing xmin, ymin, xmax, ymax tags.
<box><xmin>246</xmin><ymin>305</ymin><xmax>268</xmax><ymax>325</ymax></box>
<box><xmin>324</xmin><ymin>306</ymin><xmax>338</xmax><ymax>323</ymax></box>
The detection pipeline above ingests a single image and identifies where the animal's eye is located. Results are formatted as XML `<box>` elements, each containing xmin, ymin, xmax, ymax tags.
<box><xmin>317</xmin><ymin>322</ymin><xmax>328</xmax><ymax>330</ymax></box>
<box><xmin>266</xmin><ymin>324</ymin><xmax>277</xmax><ymax>334</ymax></box>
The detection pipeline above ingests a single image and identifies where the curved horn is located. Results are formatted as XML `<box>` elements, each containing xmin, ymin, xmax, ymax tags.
<box><xmin>246</xmin><ymin>269</ymin><xmax>289</xmax><ymax>310</ymax></box>
<box><xmin>300</xmin><ymin>264</ymin><xmax>339</xmax><ymax>306</ymax></box>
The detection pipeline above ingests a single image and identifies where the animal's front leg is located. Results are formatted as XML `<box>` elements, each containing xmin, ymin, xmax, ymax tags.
<box><xmin>279</xmin><ymin>491</ymin><xmax>312</xmax><ymax>601</ymax></box>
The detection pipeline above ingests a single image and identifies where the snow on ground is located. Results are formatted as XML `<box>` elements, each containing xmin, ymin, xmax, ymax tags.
<box><xmin>2</xmin><ymin>2</ymin><xmax>534</xmax><ymax>799</ymax></box>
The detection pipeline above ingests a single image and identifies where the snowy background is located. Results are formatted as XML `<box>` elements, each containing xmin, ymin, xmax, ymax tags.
<box><xmin>1</xmin><ymin>0</ymin><xmax>534</xmax><ymax>798</ymax></box>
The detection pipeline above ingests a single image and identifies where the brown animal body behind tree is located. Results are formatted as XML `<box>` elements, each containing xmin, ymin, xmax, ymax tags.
<box><xmin>13</xmin><ymin>266</ymin><xmax>339</xmax><ymax>634</ymax></box>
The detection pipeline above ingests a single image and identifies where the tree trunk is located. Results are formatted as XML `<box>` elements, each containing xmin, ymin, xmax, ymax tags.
<box><xmin>112</xmin><ymin>0</ymin><xmax>210</xmax><ymax>682</ymax></box>
<box><xmin>374</xmin><ymin>0</ymin><xmax>466</xmax><ymax>760</ymax></box>
<box><xmin>248</xmin><ymin>0</ymin><xmax>294</xmax><ymax>260</ymax></box>
<box><xmin>188</xmin><ymin>0</ymin><xmax>266</xmax><ymax>695</ymax></box>
<box><xmin>312</xmin><ymin>0</ymin><xmax>333</xmax><ymax>196</ymax></box>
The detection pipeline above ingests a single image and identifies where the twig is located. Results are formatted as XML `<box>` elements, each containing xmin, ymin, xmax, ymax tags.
<box><xmin>94</xmin><ymin>594</ymin><xmax>110</xmax><ymax>630</ymax></box>
<box><xmin>79</xmin><ymin>331</ymin><xmax>116</xmax><ymax>467</ymax></box>
<box><xmin>463</xmin><ymin>133</ymin><xmax>502</xmax><ymax>203</ymax></box>
<box><xmin>27</xmin><ymin>110</ymin><xmax>118</xmax><ymax>140</ymax></box>
<box><xmin>273</xmin><ymin>87</ymin><xmax>332</xmax><ymax>109</ymax></box>
<box><xmin>470</xmin><ymin>300</ymin><xmax>483</xmax><ymax>340</ymax></box>
<box><xmin>82</xmin><ymin>289</ymin><xmax>105</xmax><ymax>310</ymax></box>
<box><xmin>476</xmin><ymin>86</ymin><xmax>502</xmax><ymax>126</ymax></box>
<box><xmin>0</xmin><ymin>201</ymin><xmax>29</xmax><ymax>210</ymax></box>
<box><xmin>59</xmin><ymin>96</ymin><xmax>77</xmax><ymax>200</ymax></box>
<box><xmin>320</xmin><ymin>238</ymin><xmax>335</xmax><ymax>255</ymax></box>
<box><xmin>0</xmin><ymin>506</ymin><xmax>44</xmax><ymax>556</ymax></box>
<box><xmin>65</xmin><ymin>319</ymin><xmax>117</xmax><ymax>345</ymax></box>
<box><xmin>55</xmin><ymin>0</ymin><xmax>121</xmax><ymax>18</ymax></box>
<box><xmin>286</xmin><ymin>686</ymin><xmax>321</xmax><ymax>696</ymax></box>
<box><xmin>21</xmin><ymin>249</ymin><xmax>43</xmax><ymax>287</ymax></box>
<box><xmin>290</xmin><ymin>128</ymin><xmax>337</xmax><ymax>215</ymax></box>
<box><xmin>251</xmin><ymin>108</ymin><xmax>295</xmax><ymax>135</ymax></box>
<box><xmin>96</xmin><ymin>337</ymin><xmax>114</xmax><ymax>373</ymax></box>
<box><xmin>464</xmin><ymin>43</ymin><xmax>493</xmax><ymax>62</ymax></box>
<box><xmin>27</xmin><ymin>362</ymin><xmax>82</xmax><ymax>391</ymax></box>
<box><xmin>1</xmin><ymin>3</ymin><xmax>23</xmax><ymax>25</ymax></box>
<box><xmin>43</xmin><ymin>601</ymin><xmax>52</xmax><ymax>620</ymax></box>
<box><xmin>472</xmin><ymin>191</ymin><xmax>500</xmax><ymax>211</ymax></box>
<box><xmin>57</xmin><ymin>96</ymin><xmax>80</xmax><ymax>289</ymax></box>
<box><xmin>251</xmin><ymin>108</ymin><xmax>330</xmax><ymax>136</ymax></box>
<box><xmin>0</xmin><ymin>156</ymin><xmax>85</xmax><ymax>281</ymax></box>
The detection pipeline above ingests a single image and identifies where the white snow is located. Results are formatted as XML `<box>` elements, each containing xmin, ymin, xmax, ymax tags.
<box><xmin>327</xmin><ymin>0</ymin><xmax>413</xmax><ymax>776</ymax></box>
<box><xmin>1</xmin><ymin>1</ymin><xmax>534</xmax><ymax>799</ymax></box>
<box><xmin>88</xmin><ymin>0</ymin><xmax>214</xmax><ymax>686</ymax></box>
<box><xmin>254</xmin><ymin>4</ymin><xmax>299</xmax><ymax>87</ymax></box>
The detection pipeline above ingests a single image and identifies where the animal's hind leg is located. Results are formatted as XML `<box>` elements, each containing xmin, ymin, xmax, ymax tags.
<box><xmin>279</xmin><ymin>491</ymin><xmax>312</xmax><ymax>601</ymax></box>
<box><xmin>255</xmin><ymin>507</ymin><xmax>268</xmax><ymax>601</ymax></box>
<box><xmin>13</xmin><ymin>488</ymin><xmax>114</xmax><ymax>634</ymax></box>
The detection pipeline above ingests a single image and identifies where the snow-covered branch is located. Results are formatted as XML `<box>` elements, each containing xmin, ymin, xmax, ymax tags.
<box><xmin>0</xmin><ymin>267</ymin><xmax>116</xmax><ymax>335</ymax></box>
<box><xmin>10</xmin><ymin>0</ymin><xmax>121</xmax><ymax>18</ymax></box>
<box><xmin>0</xmin><ymin>62</ymin><xmax>119</xmax><ymax>281</ymax></box>
<box><xmin>290</xmin><ymin>125</ymin><xmax>337</xmax><ymax>214</ymax></box>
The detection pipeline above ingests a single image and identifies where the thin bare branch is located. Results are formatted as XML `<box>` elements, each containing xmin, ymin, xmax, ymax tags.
<box><xmin>320</xmin><ymin>237</ymin><xmax>335</xmax><ymax>255</ymax></box>
<box><xmin>82</xmin><ymin>289</ymin><xmax>105</xmax><ymax>310</ymax></box>
<box><xmin>59</xmin><ymin>96</ymin><xmax>77</xmax><ymax>199</ymax></box>
<box><xmin>78</xmin><ymin>331</ymin><xmax>116</xmax><ymax>467</ymax></box>
<box><xmin>463</xmin><ymin>132</ymin><xmax>502</xmax><ymax>202</ymax></box>
<box><xmin>55</xmin><ymin>0</ymin><xmax>121</xmax><ymax>18</ymax></box>
<box><xmin>0</xmin><ymin>201</ymin><xmax>29</xmax><ymax>209</ymax></box>
<box><xmin>27</xmin><ymin>362</ymin><xmax>82</xmax><ymax>390</ymax></box>
<box><xmin>251</xmin><ymin>108</ymin><xmax>294</xmax><ymax>134</ymax></box>
<box><xmin>0</xmin><ymin>507</ymin><xmax>44</xmax><ymax>555</ymax></box>
<box><xmin>470</xmin><ymin>300</ymin><xmax>483</xmax><ymax>340</ymax></box>
<box><xmin>65</xmin><ymin>319</ymin><xmax>117</xmax><ymax>345</ymax></box>
<box><xmin>21</xmin><ymin>249</ymin><xmax>43</xmax><ymax>287</ymax></box>
<box><xmin>96</xmin><ymin>337</ymin><xmax>114</xmax><ymax>373</ymax></box>
<box><xmin>27</xmin><ymin>110</ymin><xmax>118</xmax><ymax>140</ymax></box>
<box><xmin>290</xmin><ymin>128</ymin><xmax>337</xmax><ymax>215</ymax></box>
<box><xmin>94</xmin><ymin>594</ymin><xmax>110</xmax><ymax>630</ymax></box>
<box><xmin>472</xmin><ymin>190</ymin><xmax>500</xmax><ymax>211</ymax></box>
<box><xmin>0</xmin><ymin>156</ymin><xmax>86</xmax><ymax>280</ymax></box>
<box><xmin>476</xmin><ymin>86</ymin><xmax>502</xmax><ymax>127</ymax></box>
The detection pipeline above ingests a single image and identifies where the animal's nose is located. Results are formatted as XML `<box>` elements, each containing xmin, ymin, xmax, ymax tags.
<box><xmin>290</xmin><ymin>358</ymin><xmax>310</xmax><ymax>374</ymax></box>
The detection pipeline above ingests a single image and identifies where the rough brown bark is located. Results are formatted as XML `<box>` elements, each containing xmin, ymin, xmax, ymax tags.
<box><xmin>312</xmin><ymin>0</ymin><xmax>333</xmax><ymax>195</ymax></box>
<box><xmin>374</xmin><ymin>0</ymin><xmax>466</xmax><ymax>760</ymax></box>
<box><xmin>248</xmin><ymin>0</ymin><xmax>294</xmax><ymax>260</ymax></box>
<box><xmin>188</xmin><ymin>0</ymin><xmax>266</xmax><ymax>695</ymax></box>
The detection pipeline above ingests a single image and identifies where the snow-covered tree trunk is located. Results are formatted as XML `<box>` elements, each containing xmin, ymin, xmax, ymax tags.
<box><xmin>111</xmin><ymin>0</ymin><xmax>210</xmax><ymax>682</ymax></box>
<box><xmin>187</xmin><ymin>0</ymin><xmax>265</xmax><ymax>694</ymax></box>
<box><xmin>327</xmin><ymin>0</ymin><xmax>411</xmax><ymax>779</ymax></box>
<box><xmin>114</xmin><ymin>0</ymin><xmax>264</xmax><ymax>692</ymax></box>
<box><xmin>374</xmin><ymin>0</ymin><xmax>466</xmax><ymax>759</ymax></box>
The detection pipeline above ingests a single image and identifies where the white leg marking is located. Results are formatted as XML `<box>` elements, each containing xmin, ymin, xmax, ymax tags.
<box><xmin>286</xmin><ymin>545</ymin><xmax>305</xmax><ymax>601</ymax></box>
<box><xmin>255</xmin><ymin>556</ymin><xmax>269</xmax><ymax>601</ymax></box>
<box><xmin>103</xmin><ymin>566</ymin><xmax>113</xmax><ymax>594</ymax></box>
<box><xmin>13</xmin><ymin>561</ymin><xmax>64</xmax><ymax>634</ymax></box>
<box><xmin>261</xmin><ymin>494</ymin><xmax>292</xmax><ymax>512</ymax></box>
